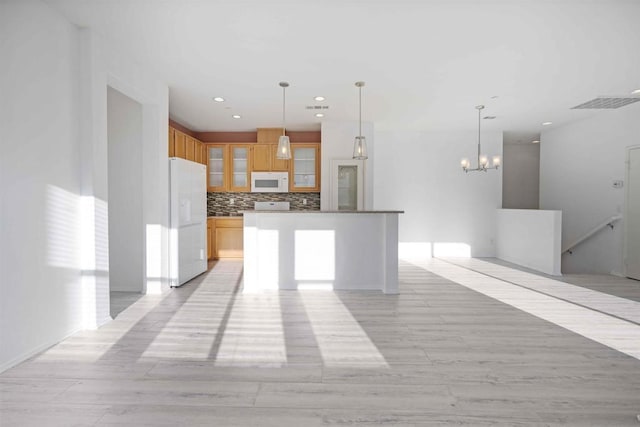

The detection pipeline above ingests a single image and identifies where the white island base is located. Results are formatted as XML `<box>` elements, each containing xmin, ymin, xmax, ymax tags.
<box><xmin>243</xmin><ymin>211</ymin><xmax>403</xmax><ymax>294</ymax></box>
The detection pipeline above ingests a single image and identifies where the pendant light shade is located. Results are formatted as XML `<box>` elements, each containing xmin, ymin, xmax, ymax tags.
<box><xmin>276</xmin><ymin>82</ymin><xmax>291</xmax><ymax>160</ymax></box>
<box><xmin>353</xmin><ymin>81</ymin><xmax>368</xmax><ymax>160</ymax></box>
<box><xmin>353</xmin><ymin>136</ymin><xmax>367</xmax><ymax>159</ymax></box>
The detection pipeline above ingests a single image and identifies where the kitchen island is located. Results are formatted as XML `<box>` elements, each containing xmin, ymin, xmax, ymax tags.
<box><xmin>242</xmin><ymin>210</ymin><xmax>403</xmax><ymax>294</ymax></box>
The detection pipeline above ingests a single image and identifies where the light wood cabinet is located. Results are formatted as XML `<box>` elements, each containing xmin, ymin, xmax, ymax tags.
<box><xmin>206</xmin><ymin>143</ymin><xmax>252</xmax><ymax>192</ymax></box>
<box><xmin>200</xmin><ymin>144</ymin><xmax>208</xmax><ymax>165</ymax></box>
<box><xmin>168</xmin><ymin>127</ymin><xmax>176</xmax><ymax>157</ymax></box>
<box><xmin>252</xmin><ymin>144</ymin><xmax>289</xmax><ymax>172</ymax></box>
<box><xmin>252</xmin><ymin>144</ymin><xmax>271</xmax><ymax>171</ymax></box>
<box><xmin>168</xmin><ymin>126</ymin><xmax>207</xmax><ymax>165</ymax></box>
<box><xmin>207</xmin><ymin>144</ymin><xmax>227</xmax><ymax>192</ymax></box>
<box><xmin>207</xmin><ymin>218</ymin><xmax>214</xmax><ymax>260</ymax></box>
<box><xmin>253</xmin><ymin>128</ymin><xmax>290</xmax><ymax>172</ymax></box>
<box><xmin>213</xmin><ymin>217</ymin><xmax>243</xmax><ymax>259</ymax></box>
<box><xmin>193</xmin><ymin>139</ymin><xmax>206</xmax><ymax>164</ymax></box>
<box><xmin>228</xmin><ymin>144</ymin><xmax>252</xmax><ymax>192</ymax></box>
<box><xmin>185</xmin><ymin>136</ymin><xmax>196</xmax><ymax>161</ymax></box>
<box><xmin>290</xmin><ymin>143</ymin><xmax>320</xmax><ymax>192</ymax></box>
<box><xmin>257</xmin><ymin>127</ymin><xmax>284</xmax><ymax>144</ymax></box>
<box><xmin>174</xmin><ymin>131</ymin><xmax>186</xmax><ymax>158</ymax></box>
<box><xmin>272</xmin><ymin>145</ymin><xmax>290</xmax><ymax>171</ymax></box>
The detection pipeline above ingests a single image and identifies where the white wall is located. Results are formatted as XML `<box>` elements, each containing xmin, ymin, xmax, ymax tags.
<box><xmin>321</xmin><ymin>121</ymin><xmax>374</xmax><ymax>210</ymax></box>
<box><xmin>107</xmin><ymin>87</ymin><xmax>144</xmax><ymax>292</ymax></box>
<box><xmin>374</xmin><ymin>130</ymin><xmax>502</xmax><ymax>258</ymax></box>
<box><xmin>502</xmin><ymin>143</ymin><xmax>539</xmax><ymax>209</ymax></box>
<box><xmin>540</xmin><ymin>102</ymin><xmax>640</xmax><ymax>275</ymax></box>
<box><xmin>496</xmin><ymin>209</ymin><xmax>562</xmax><ymax>275</ymax></box>
<box><xmin>79</xmin><ymin>26</ymin><xmax>170</xmax><ymax>329</ymax></box>
<box><xmin>0</xmin><ymin>0</ymin><xmax>169</xmax><ymax>372</ymax></box>
<box><xmin>0</xmin><ymin>1</ymin><xmax>83</xmax><ymax>372</ymax></box>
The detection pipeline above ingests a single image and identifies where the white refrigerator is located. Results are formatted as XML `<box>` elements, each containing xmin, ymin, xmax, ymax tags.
<box><xmin>169</xmin><ymin>157</ymin><xmax>207</xmax><ymax>287</ymax></box>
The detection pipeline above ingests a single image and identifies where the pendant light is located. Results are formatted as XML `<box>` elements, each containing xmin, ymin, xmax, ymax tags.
<box><xmin>353</xmin><ymin>81</ymin><xmax>368</xmax><ymax>160</ymax></box>
<box><xmin>460</xmin><ymin>105</ymin><xmax>501</xmax><ymax>173</ymax></box>
<box><xmin>276</xmin><ymin>81</ymin><xmax>291</xmax><ymax>160</ymax></box>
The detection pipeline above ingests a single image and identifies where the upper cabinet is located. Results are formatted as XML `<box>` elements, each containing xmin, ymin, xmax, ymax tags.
<box><xmin>174</xmin><ymin>130</ymin><xmax>186</xmax><ymax>158</ymax></box>
<box><xmin>253</xmin><ymin>128</ymin><xmax>289</xmax><ymax>172</ymax></box>
<box><xmin>168</xmin><ymin>126</ymin><xmax>175</xmax><ymax>157</ymax></box>
<box><xmin>252</xmin><ymin>144</ymin><xmax>289</xmax><ymax>172</ymax></box>
<box><xmin>257</xmin><ymin>127</ymin><xmax>284</xmax><ymax>144</ymax></box>
<box><xmin>169</xmin><ymin>126</ymin><xmax>206</xmax><ymax>166</ymax></box>
<box><xmin>207</xmin><ymin>144</ymin><xmax>227</xmax><ymax>192</ymax></box>
<box><xmin>170</xmin><ymin>125</ymin><xmax>320</xmax><ymax>193</ymax></box>
<box><xmin>290</xmin><ymin>143</ymin><xmax>320</xmax><ymax>192</ymax></box>
<box><xmin>229</xmin><ymin>144</ymin><xmax>252</xmax><ymax>192</ymax></box>
<box><xmin>206</xmin><ymin>143</ymin><xmax>252</xmax><ymax>192</ymax></box>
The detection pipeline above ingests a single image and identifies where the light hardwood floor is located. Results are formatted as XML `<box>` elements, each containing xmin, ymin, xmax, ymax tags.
<box><xmin>1</xmin><ymin>259</ymin><xmax>640</xmax><ymax>426</ymax></box>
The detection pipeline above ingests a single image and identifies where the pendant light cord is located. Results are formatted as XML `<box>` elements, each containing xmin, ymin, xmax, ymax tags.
<box><xmin>359</xmin><ymin>84</ymin><xmax>362</xmax><ymax>138</ymax></box>
<box><xmin>477</xmin><ymin>105</ymin><xmax>481</xmax><ymax>164</ymax></box>
<box><xmin>282</xmin><ymin>85</ymin><xmax>286</xmax><ymax>136</ymax></box>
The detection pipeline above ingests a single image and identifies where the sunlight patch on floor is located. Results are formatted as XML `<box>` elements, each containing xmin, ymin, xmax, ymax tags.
<box><xmin>300</xmin><ymin>291</ymin><xmax>388</xmax><ymax>368</ymax></box>
<box><xmin>444</xmin><ymin>257</ymin><xmax>640</xmax><ymax>325</ymax></box>
<box><xmin>214</xmin><ymin>293</ymin><xmax>287</xmax><ymax>367</ymax></box>
<box><xmin>420</xmin><ymin>259</ymin><xmax>640</xmax><ymax>360</ymax></box>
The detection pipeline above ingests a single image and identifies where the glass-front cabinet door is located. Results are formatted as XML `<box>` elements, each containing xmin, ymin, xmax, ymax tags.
<box><xmin>229</xmin><ymin>145</ymin><xmax>251</xmax><ymax>192</ymax></box>
<box><xmin>208</xmin><ymin>145</ymin><xmax>227</xmax><ymax>192</ymax></box>
<box><xmin>290</xmin><ymin>143</ymin><xmax>320</xmax><ymax>192</ymax></box>
<box><xmin>330</xmin><ymin>159</ymin><xmax>364</xmax><ymax>210</ymax></box>
<box><xmin>337</xmin><ymin>165</ymin><xmax>358</xmax><ymax>210</ymax></box>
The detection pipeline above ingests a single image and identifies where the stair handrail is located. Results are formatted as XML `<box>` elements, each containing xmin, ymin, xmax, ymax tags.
<box><xmin>562</xmin><ymin>214</ymin><xmax>623</xmax><ymax>254</ymax></box>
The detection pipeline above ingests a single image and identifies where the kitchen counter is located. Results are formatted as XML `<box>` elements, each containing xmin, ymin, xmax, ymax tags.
<box><xmin>243</xmin><ymin>210</ymin><xmax>402</xmax><ymax>294</ymax></box>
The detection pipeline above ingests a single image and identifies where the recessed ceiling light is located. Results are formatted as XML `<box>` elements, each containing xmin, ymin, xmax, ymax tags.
<box><xmin>632</xmin><ymin>89</ymin><xmax>640</xmax><ymax>95</ymax></box>
<box><xmin>315</xmin><ymin>113</ymin><xmax>324</xmax><ymax>118</ymax></box>
<box><xmin>232</xmin><ymin>114</ymin><xmax>241</xmax><ymax>119</ymax></box>
<box><xmin>532</xmin><ymin>140</ymin><xmax>540</xmax><ymax>144</ymax></box>
<box><xmin>542</xmin><ymin>121</ymin><xmax>552</xmax><ymax>126</ymax></box>
<box><xmin>314</xmin><ymin>96</ymin><xmax>325</xmax><ymax>101</ymax></box>
<box><xmin>213</xmin><ymin>97</ymin><xmax>225</xmax><ymax>102</ymax></box>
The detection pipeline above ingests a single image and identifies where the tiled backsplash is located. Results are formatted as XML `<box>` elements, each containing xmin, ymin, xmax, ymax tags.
<box><xmin>207</xmin><ymin>192</ymin><xmax>320</xmax><ymax>216</ymax></box>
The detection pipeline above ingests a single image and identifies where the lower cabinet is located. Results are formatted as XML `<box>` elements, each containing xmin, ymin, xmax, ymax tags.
<box><xmin>208</xmin><ymin>217</ymin><xmax>243</xmax><ymax>259</ymax></box>
<box><xmin>207</xmin><ymin>218</ymin><xmax>214</xmax><ymax>260</ymax></box>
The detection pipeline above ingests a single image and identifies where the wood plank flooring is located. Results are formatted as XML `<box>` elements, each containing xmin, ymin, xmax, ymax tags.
<box><xmin>2</xmin><ymin>259</ymin><xmax>640</xmax><ymax>426</ymax></box>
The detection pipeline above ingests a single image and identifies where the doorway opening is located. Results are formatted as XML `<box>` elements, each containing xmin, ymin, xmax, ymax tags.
<box><xmin>625</xmin><ymin>146</ymin><xmax>640</xmax><ymax>280</ymax></box>
<box><xmin>107</xmin><ymin>86</ymin><xmax>145</xmax><ymax>318</ymax></box>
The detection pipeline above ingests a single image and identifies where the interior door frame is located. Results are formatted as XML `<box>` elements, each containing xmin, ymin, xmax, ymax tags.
<box><xmin>623</xmin><ymin>144</ymin><xmax>640</xmax><ymax>279</ymax></box>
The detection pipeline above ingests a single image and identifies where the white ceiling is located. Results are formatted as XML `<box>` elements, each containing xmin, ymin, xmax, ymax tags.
<box><xmin>45</xmin><ymin>0</ymin><xmax>640</xmax><ymax>134</ymax></box>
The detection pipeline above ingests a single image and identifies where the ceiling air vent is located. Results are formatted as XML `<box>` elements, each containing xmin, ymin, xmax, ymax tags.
<box><xmin>571</xmin><ymin>97</ymin><xmax>640</xmax><ymax>109</ymax></box>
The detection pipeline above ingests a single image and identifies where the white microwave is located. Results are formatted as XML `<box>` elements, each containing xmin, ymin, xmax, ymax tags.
<box><xmin>251</xmin><ymin>172</ymin><xmax>289</xmax><ymax>193</ymax></box>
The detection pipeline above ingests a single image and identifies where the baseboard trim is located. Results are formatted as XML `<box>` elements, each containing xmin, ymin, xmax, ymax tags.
<box><xmin>0</xmin><ymin>326</ymin><xmax>81</xmax><ymax>374</ymax></box>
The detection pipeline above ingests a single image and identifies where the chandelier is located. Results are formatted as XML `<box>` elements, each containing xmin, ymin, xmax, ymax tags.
<box><xmin>461</xmin><ymin>105</ymin><xmax>500</xmax><ymax>172</ymax></box>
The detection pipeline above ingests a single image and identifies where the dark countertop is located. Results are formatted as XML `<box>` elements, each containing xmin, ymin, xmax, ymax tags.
<box><xmin>241</xmin><ymin>210</ymin><xmax>404</xmax><ymax>214</ymax></box>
